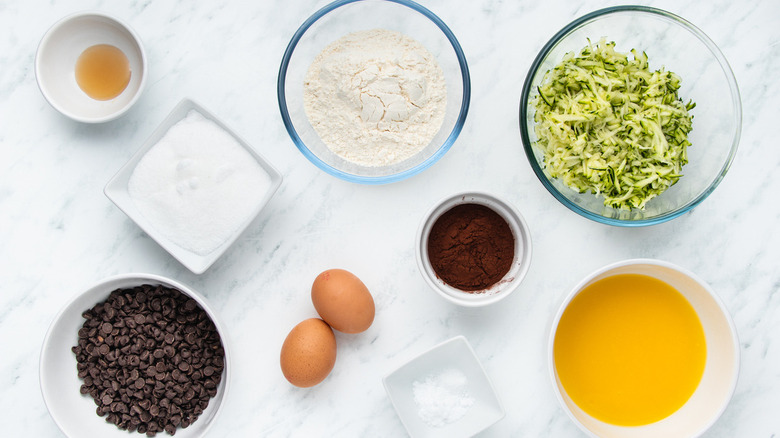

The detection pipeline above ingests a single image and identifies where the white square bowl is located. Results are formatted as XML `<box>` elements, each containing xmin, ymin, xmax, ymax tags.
<box><xmin>105</xmin><ymin>98</ymin><xmax>282</xmax><ymax>274</ymax></box>
<box><xmin>383</xmin><ymin>336</ymin><xmax>505</xmax><ymax>438</ymax></box>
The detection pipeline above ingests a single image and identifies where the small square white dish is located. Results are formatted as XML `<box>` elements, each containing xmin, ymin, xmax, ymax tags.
<box><xmin>383</xmin><ymin>336</ymin><xmax>505</xmax><ymax>438</ymax></box>
<box><xmin>105</xmin><ymin>98</ymin><xmax>282</xmax><ymax>274</ymax></box>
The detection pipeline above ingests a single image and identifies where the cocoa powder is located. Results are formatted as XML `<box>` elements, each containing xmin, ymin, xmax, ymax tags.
<box><xmin>427</xmin><ymin>203</ymin><xmax>515</xmax><ymax>291</ymax></box>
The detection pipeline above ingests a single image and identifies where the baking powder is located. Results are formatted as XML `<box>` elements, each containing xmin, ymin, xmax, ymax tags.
<box><xmin>303</xmin><ymin>29</ymin><xmax>447</xmax><ymax>167</ymax></box>
<box><xmin>412</xmin><ymin>368</ymin><xmax>474</xmax><ymax>427</ymax></box>
<box><xmin>128</xmin><ymin>110</ymin><xmax>271</xmax><ymax>255</ymax></box>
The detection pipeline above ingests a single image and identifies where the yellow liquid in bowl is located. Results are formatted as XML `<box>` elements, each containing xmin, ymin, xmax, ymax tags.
<box><xmin>75</xmin><ymin>44</ymin><xmax>131</xmax><ymax>100</ymax></box>
<box><xmin>554</xmin><ymin>274</ymin><xmax>706</xmax><ymax>426</ymax></box>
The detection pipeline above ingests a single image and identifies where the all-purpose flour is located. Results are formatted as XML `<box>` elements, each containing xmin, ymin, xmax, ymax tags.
<box><xmin>128</xmin><ymin>110</ymin><xmax>271</xmax><ymax>256</ymax></box>
<box><xmin>303</xmin><ymin>29</ymin><xmax>447</xmax><ymax>167</ymax></box>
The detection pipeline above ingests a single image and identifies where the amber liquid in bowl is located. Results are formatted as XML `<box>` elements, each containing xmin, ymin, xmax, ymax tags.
<box><xmin>75</xmin><ymin>44</ymin><xmax>131</xmax><ymax>100</ymax></box>
<box><xmin>554</xmin><ymin>274</ymin><xmax>706</xmax><ymax>426</ymax></box>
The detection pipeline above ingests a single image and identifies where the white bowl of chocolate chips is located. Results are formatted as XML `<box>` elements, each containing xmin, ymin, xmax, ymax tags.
<box><xmin>40</xmin><ymin>273</ymin><xmax>231</xmax><ymax>438</ymax></box>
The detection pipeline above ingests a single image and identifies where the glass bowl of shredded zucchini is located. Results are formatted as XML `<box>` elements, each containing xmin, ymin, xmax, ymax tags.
<box><xmin>520</xmin><ymin>6</ymin><xmax>741</xmax><ymax>226</ymax></box>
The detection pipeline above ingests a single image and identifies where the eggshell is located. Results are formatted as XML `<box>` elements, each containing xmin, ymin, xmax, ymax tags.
<box><xmin>311</xmin><ymin>269</ymin><xmax>375</xmax><ymax>334</ymax></box>
<box><xmin>280</xmin><ymin>318</ymin><xmax>337</xmax><ymax>388</ymax></box>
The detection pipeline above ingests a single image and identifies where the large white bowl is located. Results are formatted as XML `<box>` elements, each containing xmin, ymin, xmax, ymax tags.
<box><xmin>35</xmin><ymin>11</ymin><xmax>147</xmax><ymax>123</ymax></box>
<box><xmin>548</xmin><ymin>259</ymin><xmax>739</xmax><ymax>437</ymax></box>
<box><xmin>40</xmin><ymin>273</ymin><xmax>231</xmax><ymax>438</ymax></box>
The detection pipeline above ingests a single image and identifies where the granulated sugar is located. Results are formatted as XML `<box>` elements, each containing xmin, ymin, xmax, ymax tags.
<box><xmin>412</xmin><ymin>368</ymin><xmax>474</xmax><ymax>427</ymax></box>
<box><xmin>303</xmin><ymin>29</ymin><xmax>447</xmax><ymax>167</ymax></box>
<box><xmin>128</xmin><ymin>110</ymin><xmax>271</xmax><ymax>255</ymax></box>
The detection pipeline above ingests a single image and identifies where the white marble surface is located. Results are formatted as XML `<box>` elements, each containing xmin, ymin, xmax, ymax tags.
<box><xmin>1</xmin><ymin>0</ymin><xmax>778</xmax><ymax>436</ymax></box>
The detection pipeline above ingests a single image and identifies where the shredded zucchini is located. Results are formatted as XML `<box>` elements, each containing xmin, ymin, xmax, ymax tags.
<box><xmin>532</xmin><ymin>39</ymin><xmax>695</xmax><ymax>210</ymax></box>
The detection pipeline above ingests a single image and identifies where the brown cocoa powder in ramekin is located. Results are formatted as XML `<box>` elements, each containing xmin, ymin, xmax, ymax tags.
<box><xmin>427</xmin><ymin>203</ymin><xmax>515</xmax><ymax>291</ymax></box>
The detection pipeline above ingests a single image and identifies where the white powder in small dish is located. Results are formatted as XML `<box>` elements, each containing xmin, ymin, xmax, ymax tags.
<box><xmin>412</xmin><ymin>368</ymin><xmax>474</xmax><ymax>427</ymax></box>
<box><xmin>128</xmin><ymin>110</ymin><xmax>271</xmax><ymax>256</ymax></box>
<box><xmin>303</xmin><ymin>29</ymin><xmax>447</xmax><ymax>167</ymax></box>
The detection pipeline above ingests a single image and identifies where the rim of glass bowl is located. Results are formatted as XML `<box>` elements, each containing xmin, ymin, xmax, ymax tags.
<box><xmin>277</xmin><ymin>0</ymin><xmax>471</xmax><ymax>184</ymax></box>
<box><xmin>519</xmin><ymin>5</ymin><xmax>742</xmax><ymax>227</ymax></box>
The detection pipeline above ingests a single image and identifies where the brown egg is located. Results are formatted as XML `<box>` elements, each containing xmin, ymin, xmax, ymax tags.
<box><xmin>280</xmin><ymin>318</ymin><xmax>337</xmax><ymax>388</ymax></box>
<box><xmin>311</xmin><ymin>269</ymin><xmax>375</xmax><ymax>334</ymax></box>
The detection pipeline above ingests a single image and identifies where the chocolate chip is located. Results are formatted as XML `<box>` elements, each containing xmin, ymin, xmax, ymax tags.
<box><xmin>73</xmin><ymin>285</ymin><xmax>224</xmax><ymax>436</ymax></box>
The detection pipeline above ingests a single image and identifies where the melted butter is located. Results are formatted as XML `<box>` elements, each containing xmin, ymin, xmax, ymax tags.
<box><xmin>554</xmin><ymin>273</ymin><xmax>706</xmax><ymax>426</ymax></box>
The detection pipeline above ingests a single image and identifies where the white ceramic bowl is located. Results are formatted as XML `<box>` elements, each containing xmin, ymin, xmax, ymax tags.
<box><xmin>383</xmin><ymin>336</ymin><xmax>504</xmax><ymax>438</ymax></box>
<box><xmin>40</xmin><ymin>273</ymin><xmax>231</xmax><ymax>438</ymax></box>
<box><xmin>105</xmin><ymin>98</ymin><xmax>283</xmax><ymax>274</ymax></box>
<box><xmin>415</xmin><ymin>192</ymin><xmax>532</xmax><ymax>307</ymax></box>
<box><xmin>548</xmin><ymin>259</ymin><xmax>739</xmax><ymax>438</ymax></box>
<box><xmin>35</xmin><ymin>11</ymin><xmax>147</xmax><ymax>123</ymax></box>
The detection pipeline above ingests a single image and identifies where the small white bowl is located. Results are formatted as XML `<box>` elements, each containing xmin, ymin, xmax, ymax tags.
<box><xmin>35</xmin><ymin>11</ymin><xmax>147</xmax><ymax>123</ymax></box>
<box><xmin>40</xmin><ymin>273</ymin><xmax>231</xmax><ymax>438</ymax></box>
<box><xmin>105</xmin><ymin>98</ymin><xmax>283</xmax><ymax>274</ymax></box>
<box><xmin>548</xmin><ymin>259</ymin><xmax>740</xmax><ymax>438</ymax></box>
<box><xmin>383</xmin><ymin>336</ymin><xmax>505</xmax><ymax>438</ymax></box>
<box><xmin>415</xmin><ymin>192</ymin><xmax>532</xmax><ymax>307</ymax></box>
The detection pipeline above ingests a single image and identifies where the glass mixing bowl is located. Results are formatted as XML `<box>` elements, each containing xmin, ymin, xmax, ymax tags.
<box><xmin>278</xmin><ymin>0</ymin><xmax>470</xmax><ymax>184</ymax></box>
<box><xmin>519</xmin><ymin>6</ymin><xmax>741</xmax><ymax>226</ymax></box>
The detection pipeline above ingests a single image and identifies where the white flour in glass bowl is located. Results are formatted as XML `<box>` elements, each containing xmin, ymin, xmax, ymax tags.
<box><xmin>303</xmin><ymin>28</ymin><xmax>447</xmax><ymax>167</ymax></box>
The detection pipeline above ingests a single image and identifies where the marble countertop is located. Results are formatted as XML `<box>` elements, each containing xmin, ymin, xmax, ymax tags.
<box><xmin>1</xmin><ymin>0</ymin><xmax>778</xmax><ymax>436</ymax></box>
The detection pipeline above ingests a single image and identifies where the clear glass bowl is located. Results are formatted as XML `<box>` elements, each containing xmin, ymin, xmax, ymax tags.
<box><xmin>520</xmin><ymin>6</ymin><xmax>741</xmax><ymax>226</ymax></box>
<box><xmin>278</xmin><ymin>0</ymin><xmax>470</xmax><ymax>184</ymax></box>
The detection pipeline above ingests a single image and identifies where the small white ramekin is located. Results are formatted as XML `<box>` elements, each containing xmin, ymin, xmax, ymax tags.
<box><xmin>35</xmin><ymin>12</ymin><xmax>147</xmax><ymax>123</ymax></box>
<box><xmin>415</xmin><ymin>191</ymin><xmax>532</xmax><ymax>307</ymax></box>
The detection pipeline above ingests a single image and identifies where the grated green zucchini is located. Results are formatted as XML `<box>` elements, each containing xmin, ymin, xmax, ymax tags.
<box><xmin>532</xmin><ymin>39</ymin><xmax>695</xmax><ymax>210</ymax></box>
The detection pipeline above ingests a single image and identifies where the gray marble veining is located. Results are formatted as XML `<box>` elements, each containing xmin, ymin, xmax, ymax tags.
<box><xmin>1</xmin><ymin>0</ymin><xmax>778</xmax><ymax>436</ymax></box>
